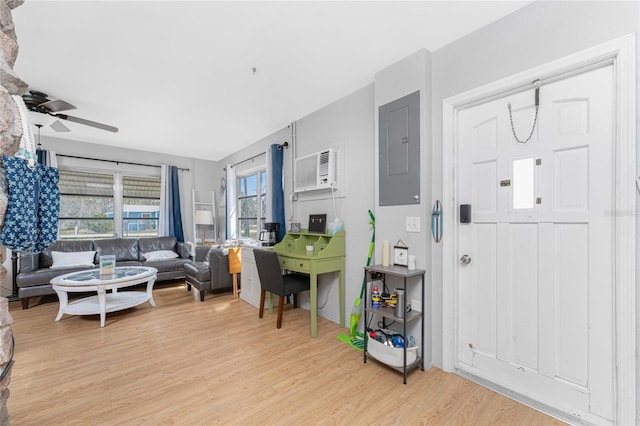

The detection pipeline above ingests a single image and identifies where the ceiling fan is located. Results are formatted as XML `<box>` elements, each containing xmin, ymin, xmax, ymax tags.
<box><xmin>22</xmin><ymin>90</ymin><xmax>118</xmax><ymax>133</ymax></box>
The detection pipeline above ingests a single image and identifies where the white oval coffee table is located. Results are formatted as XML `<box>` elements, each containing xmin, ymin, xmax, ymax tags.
<box><xmin>51</xmin><ymin>266</ymin><xmax>158</xmax><ymax>327</ymax></box>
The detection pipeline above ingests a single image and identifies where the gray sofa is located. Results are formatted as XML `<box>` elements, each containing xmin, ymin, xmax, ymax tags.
<box><xmin>16</xmin><ymin>236</ymin><xmax>191</xmax><ymax>309</ymax></box>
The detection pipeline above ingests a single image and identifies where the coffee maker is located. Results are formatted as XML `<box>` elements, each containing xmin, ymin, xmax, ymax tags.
<box><xmin>259</xmin><ymin>222</ymin><xmax>280</xmax><ymax>246</ymax></box>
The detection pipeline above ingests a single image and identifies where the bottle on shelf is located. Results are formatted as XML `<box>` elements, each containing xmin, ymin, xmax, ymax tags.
<box><xmin>371</xmin><ymin>285</ymin><xmax>381</xmax><ymax>309</ymax></box>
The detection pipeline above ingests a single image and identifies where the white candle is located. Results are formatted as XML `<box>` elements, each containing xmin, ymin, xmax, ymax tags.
<box><xmin>382</xmin><ymin>240</ymin><xmax>390</xmax><ymax>266</ymax></box>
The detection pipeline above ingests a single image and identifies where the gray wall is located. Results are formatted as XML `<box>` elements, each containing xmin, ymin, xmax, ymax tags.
<box><xmin>374</xmin><ymin>48</ymin><xmax>432</xmax><ymax>366</ymax></box>
<box><xmin>219</xmin><ymin>84</ymin><xmax>375</xmax><ymax>325</ymax></box>
<box><xmin>430</xmin><ymin>0</ymin><xmax>640</xmax><ymax>368</ymax></box>
<box><xmin>217</xmin><ymin>126</ymin><xmax>289</xmax><ymax>240</ymax></box>
<box><xmin>293</xmin><ymin>84</ymin><xmax>375</xmax><ymax>323</ymax></box>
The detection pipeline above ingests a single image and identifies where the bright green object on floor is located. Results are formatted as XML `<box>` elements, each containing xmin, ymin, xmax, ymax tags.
<box><xmin>348</xmin><ymin>210</ymin><xmax>375</xmax><ymax>347</ymax></box>
<box><xmin>337</xmin><ymin>332</ymin><xmax>364</xmax><ymax>351</ymax></box>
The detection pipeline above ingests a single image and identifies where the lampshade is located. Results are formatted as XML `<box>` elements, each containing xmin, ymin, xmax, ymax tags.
<box><xmin>195</xmin><ymin>210</ymin><xmax>214</xmax><ymax>225</ymax></box>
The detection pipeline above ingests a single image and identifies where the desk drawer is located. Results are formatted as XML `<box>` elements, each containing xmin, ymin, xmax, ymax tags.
<box><xmin>281</xmin><ymin>258</ymin><xmax>310</xmax><ymax>273</ymax></box>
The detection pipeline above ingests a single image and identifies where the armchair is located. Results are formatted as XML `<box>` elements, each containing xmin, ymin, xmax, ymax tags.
<box><xmin>183</xmin><ymin>246</ymin><xmax>234</xmax><ymax>301</ymax></box>
<box><xmin>253</xmin><ymin>249</ymin><xmax>310</xmax><ymax>329</ymax></box>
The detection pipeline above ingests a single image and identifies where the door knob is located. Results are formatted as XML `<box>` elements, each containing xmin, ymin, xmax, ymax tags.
<box><xmin>459</xmin><ymin>255</ymin><xmax>471</xmax><ymax>265</ymax></box>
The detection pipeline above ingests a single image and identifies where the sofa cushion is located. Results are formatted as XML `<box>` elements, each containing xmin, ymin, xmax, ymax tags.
<box><xmin>50</xmin><ymin>251</ymin><xmax>96</xmax><ymax>269</ymax></box>
<box><xmin>138</xmin><ymin>237</ymin><xmax>177</xmax><ymax>261</ymax></box>
<box><xmin>142</xmin><ymin>250</ymin><xmax>178</xmax><ymax>261</ymax></box>
<box><xmin>93</xmin><ymin>238</ymin><xmax>139</xmax><ymax>262</ymax></box>
<box><xmin>17</xmin><ymin>265</ymin><xmax>95</xmax><ymax>288</ymax></box>
<box><xmin>184</xmin><ymin>261</ymin><xmax>210</xmax><ymax>282</ymax></box>
<box><xmin>147</xmin><ymin>258</ymin><xmax>190</xmax><ymax>274</ymax></box>
<box><xmin>39</xmin><ymin>240</ymin><xmax>95</xmax><ymax>268</ymax></box>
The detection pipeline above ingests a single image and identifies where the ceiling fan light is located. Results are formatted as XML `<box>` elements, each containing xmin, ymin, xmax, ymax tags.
<box><xmin>50</xmin><ymin>120</ymin><xmax>70</xmax><ymax>132</ymax></box>
<box><xmin>40</xmin><ymin>99</ymin><xmax>76</xmax><ymax>113</ymax></box>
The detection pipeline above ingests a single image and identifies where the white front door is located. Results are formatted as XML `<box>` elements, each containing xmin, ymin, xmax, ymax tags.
<box><xmin>456</xmin><ymin>65</ymin><xmax>614</xmax><ymax>423</ymax></box>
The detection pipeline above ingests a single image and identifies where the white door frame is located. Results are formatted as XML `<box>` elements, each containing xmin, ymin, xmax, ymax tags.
<box><xmin>441</xmin><ymin>34</ymin><xmax>636</xmax><ymax>424</ymax></box>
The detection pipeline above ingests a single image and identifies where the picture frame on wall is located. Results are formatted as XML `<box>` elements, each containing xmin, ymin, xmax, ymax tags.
<box><xmin>308</xmin><ymin>214</ymin><xmax>327</xmax><ymax>234</ymax></box>
<box><xmin>394</xmin><ymin>239</ymin><xmax>409</xmax><ymax>266</ymax></box>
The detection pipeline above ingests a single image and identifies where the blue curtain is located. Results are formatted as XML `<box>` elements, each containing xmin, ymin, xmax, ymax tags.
<box><xmin>168</xmin><ymin>166</ymin><xmax>184</xmax><ymax>242</ymax></box>
<box><xmin>270</xmin><ymin>145</ymin><xmax>286</xmax><ymax>241</ymax></box>
<box><xmin>36</xmin><ymin>149</ymin><xmax>47</xmax><ymax>166</ymax></box>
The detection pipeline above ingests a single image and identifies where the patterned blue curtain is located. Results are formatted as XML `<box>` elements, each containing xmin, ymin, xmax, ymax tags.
<box><xmin>168</xmin><ymin>166</ymin><xmax>184</xmax><ymax>242</ymax></box>
<box><xmin>2</xmin><ymin>147</ymin><xmax>59</xmax><ymax>253</ymax></box>
<box><xmin>269</xmin><ymin>144</ymin><xmax>285</xmax><ymax>241</ymax></box>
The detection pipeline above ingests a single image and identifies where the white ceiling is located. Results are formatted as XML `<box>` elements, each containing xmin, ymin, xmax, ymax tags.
<box><xmin>12</xmin><ymin>1</ymin><xmax>532</xmax><ymax>162</ymax></box>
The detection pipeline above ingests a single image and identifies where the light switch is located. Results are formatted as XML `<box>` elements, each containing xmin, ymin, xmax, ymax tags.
<box><xmin>406</xmin><ymin>217</ymin><xmax>420</xmax><ymax>233</ymax></box>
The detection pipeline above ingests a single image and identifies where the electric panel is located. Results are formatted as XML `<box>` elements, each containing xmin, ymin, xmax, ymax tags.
<box><xmin>379</xmin><ymin>91</ymin><xmax>420</xmax><ymax>206</ymax></box>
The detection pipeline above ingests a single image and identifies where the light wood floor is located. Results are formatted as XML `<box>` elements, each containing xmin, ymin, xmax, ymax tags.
<box><xmin>7</xmin><ymin>282</ymin><xmax>565</xmax><ymax>425</ymax></box>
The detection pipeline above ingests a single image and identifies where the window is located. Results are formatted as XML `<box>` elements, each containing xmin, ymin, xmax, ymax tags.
<box><xmin>122</xmin><ymin>176</ymin><xmax>161</xmax><ymax>237</ymax></box>
<box><xmin>58</xmin><ymin>170</ymin><xmax>161</xmax><ymax>240</ymax></box>
<box><xmin>237</xmin><ymin>169</ymin><xmax>266</xmax><ymax>240</ymax></box>
<box><xmin>512</xmin><ymin>158</ymin><xmax>535</xmax><ymax>209</ymax></box>
<box><xmin>58</xmin><ymin>170</ymin><xmax>114</xmax><ymax>239</ymax></box>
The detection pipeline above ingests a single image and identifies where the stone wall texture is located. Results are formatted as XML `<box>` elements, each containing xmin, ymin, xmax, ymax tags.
<box><xmin>0</xmin><ymin>0</ymin><xmax>26</xmax><ymax>423</ymax></box>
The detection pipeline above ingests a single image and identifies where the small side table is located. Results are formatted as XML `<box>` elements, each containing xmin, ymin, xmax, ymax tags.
<box><xmin>363</xmin><ymin>264</ymin><xmax>426</xmax><ymax>384</ymax></box>
<box><xmin>228</xmin><ymin>247</ymin><xmax>241</xmax><ymax>298</ymax></box>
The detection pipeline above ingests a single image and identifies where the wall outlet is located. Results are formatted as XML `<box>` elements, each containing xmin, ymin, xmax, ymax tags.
<box><xmin>406</xmin><ymin>216</ymin><xmax>420</xmax><ymax>233</ymax></box>
<box><xmin>411</xmin><ymin>299</ymin><xmax>422</xmax><ymax>313</ymax></box>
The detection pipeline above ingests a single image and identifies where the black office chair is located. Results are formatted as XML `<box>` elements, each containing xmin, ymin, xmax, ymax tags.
<box><xmin>253</xmin><ymin>249</ymin><xmax>310</xmax><ymax>329</ymax></box>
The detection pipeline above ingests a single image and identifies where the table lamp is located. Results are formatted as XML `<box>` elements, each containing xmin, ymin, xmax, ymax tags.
<box><xmin>195</xmin><ymin>210</ymin><xmax>214</xmax><ymax>243</ymax></box>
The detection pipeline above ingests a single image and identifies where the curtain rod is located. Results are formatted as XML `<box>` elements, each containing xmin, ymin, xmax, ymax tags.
<box><xmin>56</xmin><ymin>154</ymin><xmax>190</xmax><ymax>172</ymax></box>
<box><xmin>229</xmin><ymin>152</ymin><xmax>265</xmax><ymax>169</ymax></box>
<box><xmin>228</xmin><ymin>141</ymin><xmax>288</xmax><ymax>169</ymax></box>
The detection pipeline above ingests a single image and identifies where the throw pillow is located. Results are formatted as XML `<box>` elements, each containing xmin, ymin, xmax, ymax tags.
<box><xmin>143</xmin><ymin>250</ymin><xmax>178</xmax><ymax>261</ymax></box>
<box><xmin>50</xmin><ymin>251</ymin><xmax>96</xmax><ymax>269</ymax></box>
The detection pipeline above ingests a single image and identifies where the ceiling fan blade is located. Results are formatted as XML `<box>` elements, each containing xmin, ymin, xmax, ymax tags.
<box><xmin>50</xmin><ymin>120</ymin><xmax>70</xmax><ymax>132</ymax></box>
<box><xmin>52</xmin><ymin>113</ymin><xmax>118</xmax><ymax>133</ymax></box>
<box><xmin>39</xmin><ymin>99</ymin><xmax>76</xmax><ymax>113</ymax></box>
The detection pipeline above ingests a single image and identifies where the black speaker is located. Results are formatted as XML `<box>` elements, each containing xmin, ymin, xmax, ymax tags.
<box><xmin>460</xmin><ymin>204</ymin><xmax>471</xmax><ymax>223</ymax></box>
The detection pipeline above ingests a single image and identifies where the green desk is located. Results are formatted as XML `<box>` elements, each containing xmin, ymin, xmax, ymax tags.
<box><xmin>273</xmin><ymin>230</ymin><xmax>345</xmax><ymax>338</ymax></box>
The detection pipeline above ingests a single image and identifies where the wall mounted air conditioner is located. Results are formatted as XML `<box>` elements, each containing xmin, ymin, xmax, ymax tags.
<box><xmin>294</xmin><ymin>148</ymin><xmax>337</xmax><ymax>192</ymax></box>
